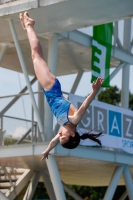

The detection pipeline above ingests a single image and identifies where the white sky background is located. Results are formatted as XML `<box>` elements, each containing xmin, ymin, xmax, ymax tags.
<box><xmin>0</xmin><ymin>66</ymin><xmax>133</xmax><ymax>97</ymax></box>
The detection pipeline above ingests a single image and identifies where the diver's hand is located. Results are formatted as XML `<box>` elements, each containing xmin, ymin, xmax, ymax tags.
<box><xmin>41</xmin><ymin>151</ymin><xmax>51</xmax><ymax>161</ymax></box>
<box><xmin>92</xmin><ymin>77</ymin><xmax>104</xmax><ymax>93</ymax></box>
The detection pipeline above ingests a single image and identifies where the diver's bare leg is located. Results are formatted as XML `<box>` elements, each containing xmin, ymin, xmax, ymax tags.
<box><xmin>19</xmin><ymin>12</ymin><xmax>55</xmax><ymax>90</ymax></box>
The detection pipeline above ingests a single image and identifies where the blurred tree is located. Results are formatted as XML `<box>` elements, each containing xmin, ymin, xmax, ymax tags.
<box><xmin>64</xmin><ymin>185</ymin><xmax>107</xmax><ymax>200</ymax></box>
<box><xmin>32</xmin><ymin>182</ymin><xmax>49</xmax><ymax>199</ymax></box>
<box><xmin>98</xmin><ymin>86</ymin><xmax>120</xmax><ymax>106</ymax></box>
<box><xmin>98</xmin><ymin>85</ymin><xmax>133</xmax><ymax>110</ymax></box>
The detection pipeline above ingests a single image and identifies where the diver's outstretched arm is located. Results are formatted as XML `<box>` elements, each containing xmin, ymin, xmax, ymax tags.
<box><xmin>69</xmin><ymin>77</ymin><xmax>104</xmax><ymax>125</ymax></box>
<box><xmin>41</xmin><ymin>133</ymin><xmax>60</xmax><ymax>161</ymax></box>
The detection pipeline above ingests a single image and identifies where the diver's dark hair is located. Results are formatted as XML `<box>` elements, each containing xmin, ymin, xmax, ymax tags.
<box><xmin>61</xmin><ymin>131</ymin><xmax>103</xmax><ymax>149</ymax></box>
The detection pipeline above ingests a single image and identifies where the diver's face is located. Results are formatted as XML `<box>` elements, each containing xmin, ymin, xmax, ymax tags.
<box><xmin>59</xmin><ymin>127</ymin><xmax>75</xmax><ymax>143</ymax></box>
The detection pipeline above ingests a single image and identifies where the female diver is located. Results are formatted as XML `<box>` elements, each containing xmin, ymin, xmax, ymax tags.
<box><xmin>19</xmin><ymin>12</ymin><xmax>104</xmax><ymax>161</ymax></box>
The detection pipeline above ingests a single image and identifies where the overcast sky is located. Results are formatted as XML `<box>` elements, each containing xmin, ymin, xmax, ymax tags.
<box><xmin>0</xmin><ymin>65</ymin><xmax>133</xmax><ymax>97</ymax></box>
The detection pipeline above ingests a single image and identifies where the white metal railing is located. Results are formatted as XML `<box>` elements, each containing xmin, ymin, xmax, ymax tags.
<box><xmin>0</xmin><ymin>92</ymin><xmax>39</xmax><ymax>146</ymax></box>
<box><xmin>0</xmin><ymin>0</ymin><xmax>20</xmax><ymax>5</ymax></box>
<box><xmin>2</xmin><ymin>115</ymin><xmax>38</xmax><ymax>145</ymax></box>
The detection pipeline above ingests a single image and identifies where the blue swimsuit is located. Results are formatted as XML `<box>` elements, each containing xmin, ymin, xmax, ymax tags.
<box><xmin>43</xmin><ymin>79</ymin><xmax>73</xmax><ymax>126</ymax></box>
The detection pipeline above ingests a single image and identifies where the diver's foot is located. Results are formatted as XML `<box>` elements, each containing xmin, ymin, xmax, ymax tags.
<box><xmin>19</xmin><ymin>13</ymin><xmax>26</xmax><ymax>31</ymax></box>
<box><xmin>24</xmin><ymin>12</ymin><xmax>35</xmax><ymax>27</ymax></box>
<box><xmin>19</xmin><ymin>12</ymin><xmax>35</xmax><ymax>31</ymax></box>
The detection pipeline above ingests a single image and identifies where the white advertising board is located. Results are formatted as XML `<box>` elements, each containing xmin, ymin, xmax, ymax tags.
<box><xmin>69</xmin><ymin>94</ymin><xmax>133</xmax><ymax>154</ymax></box>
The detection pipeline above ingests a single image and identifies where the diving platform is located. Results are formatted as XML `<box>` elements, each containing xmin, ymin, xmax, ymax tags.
<box><xmin>0</xmin><ymin>0</ymin><xmax>133</xmax><ymax>75</ymax></box>
<box><xmin>1</xmin><ymin>143</ymin><xmax>133</xmax><ymax>187</ymax></box>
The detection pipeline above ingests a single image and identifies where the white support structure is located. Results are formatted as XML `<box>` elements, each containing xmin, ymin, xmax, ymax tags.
<box><xmin>103</xmin><ymin>165</ymin><xmax>124</xmax><ymax>200</ymax></box>
<box><xmin>48</xmin><ymin>34</ymin><xmax>58</xmax><ymax>76</ymax></box>
<box><xmin>41</xmin><ymin>171</ymin><xmax>56</xmax><ymax>200</ymax></box>
<box><xmin>23</xmin><ymin>170</ymin><xmax>41</xmax><ymax>200</ymax></box>
<box><xmin>3</xmin><ymin>167</ymin><xmax>15</xmax><ymax>191</ymax></box>
<box><xmin>97</xmin><ymin>62</ymin><xmax>126</xmax><ymax>96</ymax></box>
<box><xmin>113</xmin><ymin>22</ymin><xmax>118</xmax><ymax>46</ymax></box>
<box><xmin>44</xmin><ymin>34</ymin><xmax>58</xmax><ymax>141</ymax></box>
<box><xmin>0</xmin><ymin>191</ymin><xmax>9</xmax><ymax>200</ymax></box>
<box><xmin>123</xmin><ymin>165</ymin><xmax>133</xmax><ymax>200</ymax></box>
<box><xmin>6</xmin><ymin>169</ymin><xmax>34</xmax><ymax>200</ymax></box>
<box><xmin>114</xmin><ymin>22</ymin><xmax>123</xmax><ymax>49</ymax></box>
<box><xmin>8</xmin><ymin>18</ymin><xmax>45</xmax><ymax>141</ymax></box>
<box><xmin>59</xmin><ymin>31</ymin><xmax>133</xmax><ymax>64</ymax></box>
<box><xmin>70</xmin><ymin>70</ymin><xmax>84</xmax><ymax>94</ymax></box>
<box><xmin>62</xmin><ymin>182</ymin><xmax>83</xmax><ymax>200</ymax></box>
<box><xmin>0</xmin><ymin>77</ymin><xmax>36</xmax><ymax>117</ymax></box>
<box><xmin>0</xmin><ymin>116</ymin><xmax>5</xmax><ymax>146</ymax></box>
<box><xmin>0</xmin><ymin>44</ymin><xmax>8</xmax><ymax>63</ymax></box>
<box><xmin>46</xmin><ymin>155</ymin><xmax>66</xmax><ymax>200</ymax></box>
<box><xmin>38</xmin><ymin>82</ymin><xmax>44</xmax><ymax>142</ymax></box>
<box><xmin>0</xmin><ymin>44</ymin><xmax>8</xmax><ymax>146</ymax></box>
<box><xmin>121</xmin><ymin>19</ymin><xmax>131</xmax><ymax>108</ymax></box>
<box><xmin>121</xmin><ymin>63</ymin><xmax>130</xmax><ymax>108</ymax></box>
<box><xmin>110</xmin><ymin>63</ymin><xmax>126</xmax><ymax>81</ymax></box>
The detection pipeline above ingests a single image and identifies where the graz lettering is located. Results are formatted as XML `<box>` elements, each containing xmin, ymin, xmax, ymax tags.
<box><xmin>77</xmin><ymin>101</ymin><xmax>133</xmax><ymax>139</ymax></box>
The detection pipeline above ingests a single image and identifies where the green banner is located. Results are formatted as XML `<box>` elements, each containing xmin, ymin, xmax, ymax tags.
<box><xmin>91</xmin><ymin>23</ymin><xmax>113</xmax><ymax>87</ymax></box>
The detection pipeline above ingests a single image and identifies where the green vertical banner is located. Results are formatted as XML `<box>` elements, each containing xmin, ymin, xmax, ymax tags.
<box><xmin>91</xmin><ymin>23</ymin><xmax>113</xmax><ymax>87</ymax></box>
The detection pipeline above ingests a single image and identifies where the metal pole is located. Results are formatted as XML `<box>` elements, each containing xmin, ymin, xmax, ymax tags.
<box><xmin>44</xmin><ymin>34</ymin><xmax>58</xmax><ymax>141</ymax></box>
<box><xmin>15</xmin><ymin>126</ymin><xmax>33</xmax><ymax>144</ymax></box>
<box><xmin>41</xmin><ymin>171</ymin><xmax>56</xmax><ymax>200</ymax></box>
<box><xmin>70</xmin><ymin>70</ymin><xmax>84</xmax><ymax>94</ymax></box>
<box><xmin>0</xmin><ymin>116</ymin><xmax>4</xmax><ymax>146</ymax></box>
<box><xmin>3</xmin><ymin>167</ymin><xmax>16</xmax><ymax>192</ymax></box>
<box><xmin>46</xmin><ymin>155</ymin><xmax>66</xmax><ymax>200</ymax></box>
<box><xmin>121</xmin><ymin>63</ymin><xmax>130</xmax><ymax>108</ymax></box>
<box><xmin>0</xmin><ymin>45</ymin><xmax>8</xmax><ymax>147</ymax></box>
<box><xmin>97</xmin><ymin>62</ymin><xmax>126</xmax><ymax>96</ymax></box>
<box><xmin>121</xmin><ymin>19</ymin><xmax>131</xmax><ymax>108</ymax></box>
<box><xmin>1</xmin><ymin>117</ymin><xmax>4</xmax><ymax>146</ymax></box>
<box><xmin>48</xmin><ymin>34</ymin><xmax>58</xmax><ymax>75</ymax></box>
<box><xmin>0</xmin><ymin>44</ymin><xmax>8</xmax><ymax>63</ymax></box>
<box><xmin>31</xmin><ymin>106</ymin><xmax>34</xmax><ymax>144</ymax></box>
<box><xmin>110</xmin><ymin>63</ymin><xmax>126</xmax><ymax>80</ymax></box>
<box><xmin>8</xmin><ymin>18</ymin><xmax>44</xmax><ymax>141</ymax></box>
<box><xmin>114</xmin><ymin>22</ymin><xmax>123</xmax><ymax>49</ymax></box>
<box><xmin>38</xmin><ymin>82</ymin><xmax>44</xmax><ymax>142</ymax></box>
<box><xmin>23</xmin><ymin>171</ymin><xmax>41</xmax><ymax>200</ymax></box>
<box><xmin>123</xmin><ymin>165</ymin><xmax>133</xmax><ymax>199</ymax></box>
<box><xmin>103</xmin><ymin>165</ymin><xmax>124</xmax><ymax>200</ymax></box>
